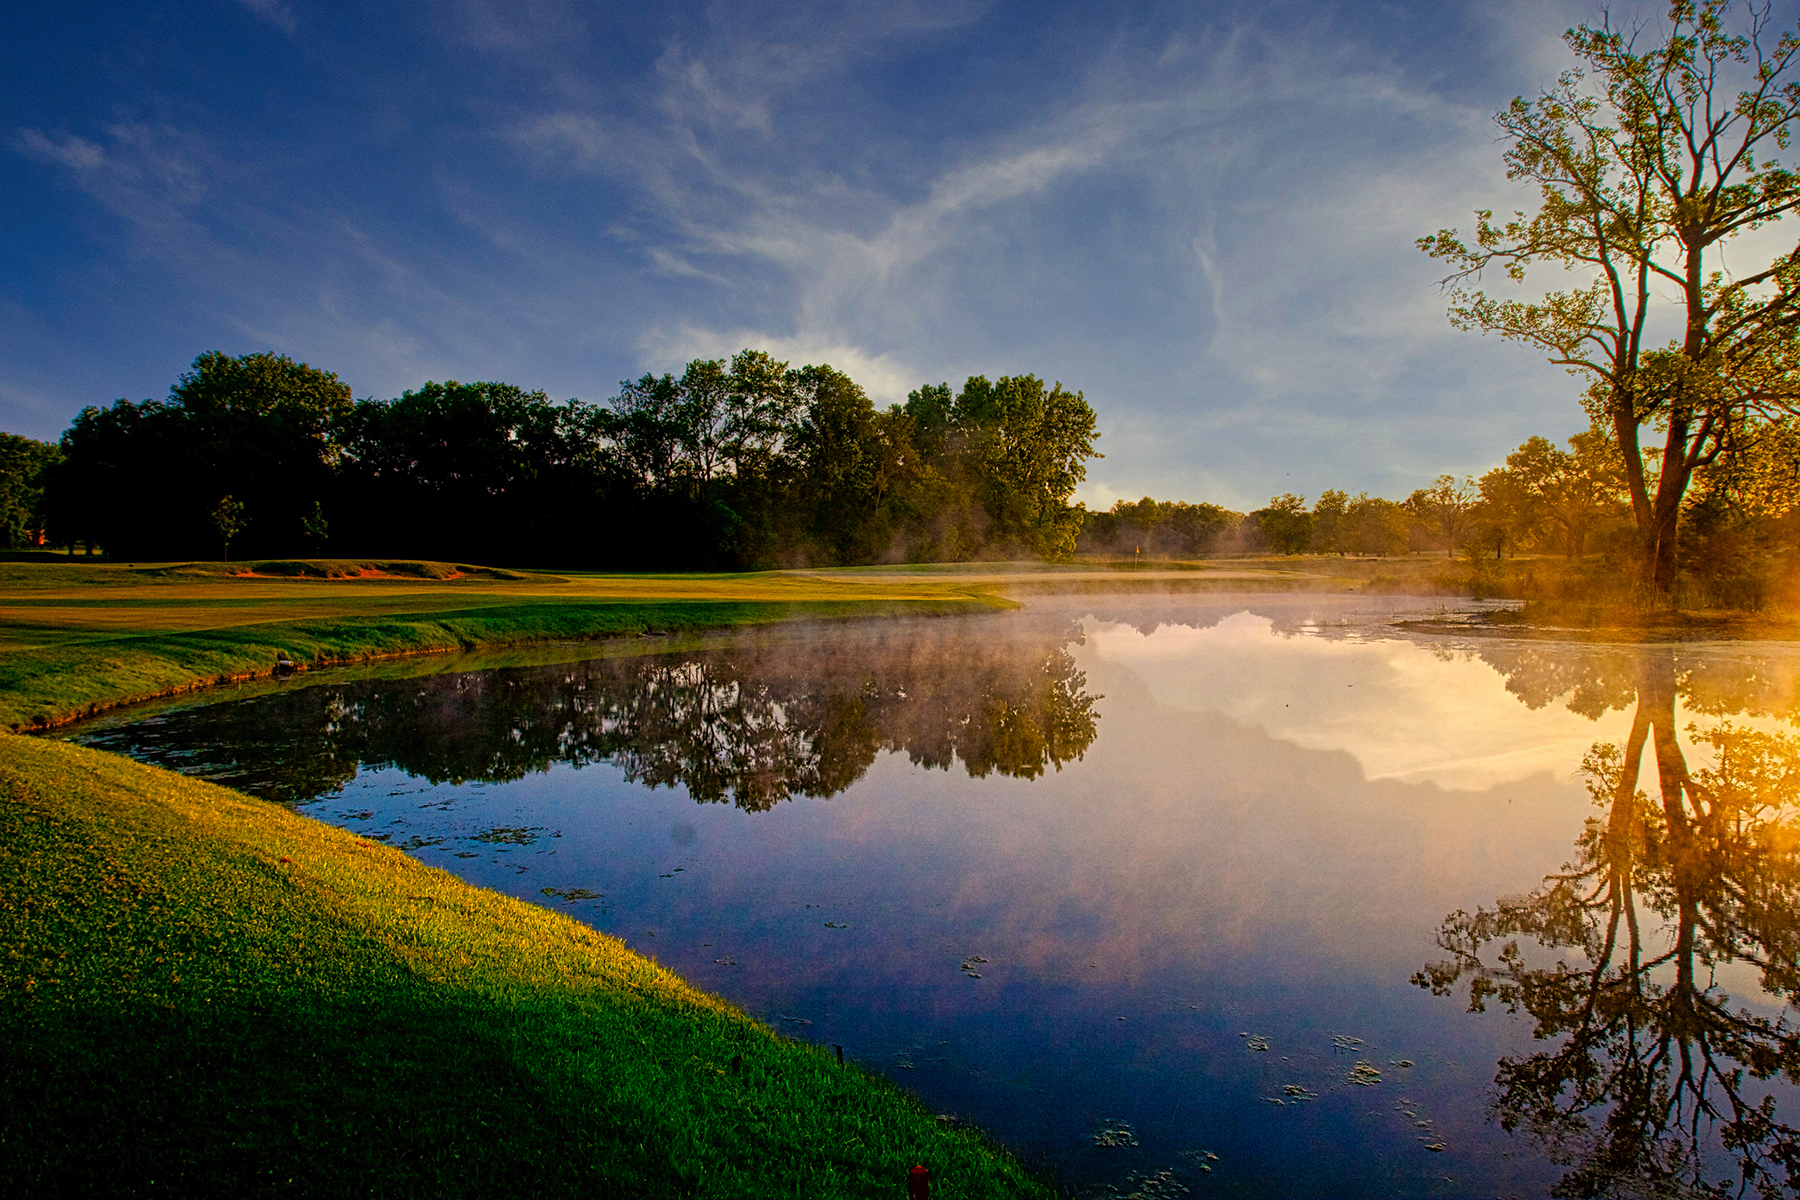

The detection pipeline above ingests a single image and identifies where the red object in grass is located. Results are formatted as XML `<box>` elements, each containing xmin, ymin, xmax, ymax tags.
<box><xmin>907</xmin><ymin>1164</ymin><xmax>930</xmax><ymax>1199</ymax></box>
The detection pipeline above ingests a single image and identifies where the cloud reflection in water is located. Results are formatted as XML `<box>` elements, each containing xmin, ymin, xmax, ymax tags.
<box><xmin>63</xmin><ymin>599</ymin><xmax>1800</xmax><ymax>1197</ymax></box>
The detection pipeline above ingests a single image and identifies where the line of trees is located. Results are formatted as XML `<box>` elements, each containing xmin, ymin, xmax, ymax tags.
<box><xmin>1077</xmin><ymin>480</ymin><xmax>1502</xmax><ymax>560</ymax></box>
<box><xmin>0</xmin><ymin>349</ymin><xmax>1100</xmax><ymax>568</ymax></box>
<box><xmin>1076</xmin><ymin>427</ymin><xmax>1648</xmax><ymax>559</ymax></box>
<box><xmin>12</xmin><ymin>358</ymin><xmax>1793</xmax><ymax>594</ymax></box>
<box><xmin>1079</xmin><ymin>417</ymin><xmax>1800</xmax><ymax>602</ymax></box>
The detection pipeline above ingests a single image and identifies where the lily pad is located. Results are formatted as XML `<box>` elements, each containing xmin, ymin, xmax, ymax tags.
<box><xmin>1092</xmin><ymin>1120</ymin><xmax>1139</xmax><ymax>1148</ymax></box>
<box><xmin>470</xmin><ymin>826</ymin><xmax>540</xmax><ymax>845</ymax></box>
<box><xmin>539</xmin><ymin>886</ymin><xmax>603</xmax><ymax>902</ymax></box>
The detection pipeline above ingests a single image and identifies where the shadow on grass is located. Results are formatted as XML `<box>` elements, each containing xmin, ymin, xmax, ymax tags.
<box><xmin>4</xmin><ymin>997</ymin><xmax>680</xmax><ymax>1199</ymax></box>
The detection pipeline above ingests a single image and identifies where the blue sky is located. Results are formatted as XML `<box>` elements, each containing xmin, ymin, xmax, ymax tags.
<box><xmin>3</xmin><ymin>0</ymin><xmax>1764</xmax><ymax>510</ymax></box>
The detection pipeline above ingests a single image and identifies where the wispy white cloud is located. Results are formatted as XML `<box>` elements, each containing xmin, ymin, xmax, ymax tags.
<box><xmin>645</xmin><ymin>0</ymin><xmax>994</xmax><ymax>134</ymax></box>
<box><xmin>637</xmin><ymin>324</ymin><xmax>921</xmax><ymax>403</ymax></box>
<box><xmin>12</xmin><ymin>120</ymin><xmax>217</xmax><ymax>247</ymax></box>
<box><xmin>448</xmin><ymin>0</ymin><xmax>589</xmax><ymax>53</ymax></box>
<box><xmin>0</xmin><ymin>377</ymin><xmax>59</xmax><ymax>420</ymax></box>
<box><xmin>511</xmin><ymin>111</ymin><xmax>618</xmax><ymax>173</ymax></box>
<box><xmin>14</xmin><ymin>130</ymin><xmax>104</xmax><ymax>171</ymax></box>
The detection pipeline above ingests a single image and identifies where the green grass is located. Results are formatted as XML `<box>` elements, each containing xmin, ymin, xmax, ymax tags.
<box><xmin>0</xmin><ymin>734</ymin><xmax>1052</xmax><ymax>1198</ymax></box>
<box><xmin>0</xmin><ymin>561</ymin><xmax>1013</xmax><ymax>730</ymax></box>
<box><xmin>0</xmin><ymin>560</ymin><xmax>1051</xmax><ymax>1196</ymax></box>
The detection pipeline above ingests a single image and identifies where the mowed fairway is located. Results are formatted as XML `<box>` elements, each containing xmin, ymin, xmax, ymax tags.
<box><xmin>0</xmin><ymin>560</ymin><xmax>1013</xmax><ymax>730</ymax></box>
<box><xmin>0</xmin><ymin>561</ymin><xmax>1014</xmax><ymax>650</ymax></box>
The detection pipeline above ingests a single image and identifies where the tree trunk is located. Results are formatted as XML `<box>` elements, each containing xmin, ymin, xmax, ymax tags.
<box><xmin>1646</xmin><ymin>506</ymin><xmax>1680</xmax><ymax>601</ymax></box>
<box><xmin>1619</xmin><ymin>396</ymin><xmax>1692</xmax><ymax>608</ymax></box>
<box><xmin>1643</xmin><ymin>415</ymin><xmax>1695</xmax><ymax>605</ymax></box>
<box><xmin>1611</xmin><ymin>387</ymin><xmax>1665</xmax><ymax>604</ymax></box>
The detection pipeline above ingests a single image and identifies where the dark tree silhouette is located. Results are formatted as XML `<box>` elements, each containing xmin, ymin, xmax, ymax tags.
<box><xmin>76</xmin><ymin>621</ymin><xmax>1101</xmax><ymax>811</ymax></box>
<box><xmin>1417</xmin><ymin>650</ymin><xmax>1800</xmax><ymax>1198</ymax></box>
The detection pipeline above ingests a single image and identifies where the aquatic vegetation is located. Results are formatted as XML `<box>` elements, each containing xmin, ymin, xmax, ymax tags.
<box><xmin>539</xmin><ymin>886</ymin><xmax>603</xmax><ymax>903</ymax></box>
<box><xmin>1099</xmin><ymin>1167</ymin><xmax>1189</xmax><ymax>1198</ymax></box>
<box><xmin>470</xmin><ymin>825</ymin><xmax>541</xmax><ymax>844</ymax></box>
<box><xmin>1092</xmin><ymin>1120</ymin><xmax>1139</xmax><ymax>1148</ymax></box>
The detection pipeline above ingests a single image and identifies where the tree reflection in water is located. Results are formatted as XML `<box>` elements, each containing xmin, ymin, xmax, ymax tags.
<box><xmin>1417</xmin><ymin>649</ymin><xmax>1800</xmax><ymax>1199</ymax></box>
<box><xmin>76</xmin><ymin>620</ymin><xmax>1099</xmax><ymax>810</ymax></box>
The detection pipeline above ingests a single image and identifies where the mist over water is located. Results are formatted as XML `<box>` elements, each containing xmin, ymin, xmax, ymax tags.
<box><xmin>70</xmin><ymin>596</ymin><xmax>1800</xmax><ymax>1198</ymax></box>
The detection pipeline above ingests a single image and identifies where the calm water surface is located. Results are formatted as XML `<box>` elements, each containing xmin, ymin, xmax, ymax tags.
<box><xmin>69</xmin><ymin>595</ymin><xmax>1800</xmax><ymax>1199</ymax></box>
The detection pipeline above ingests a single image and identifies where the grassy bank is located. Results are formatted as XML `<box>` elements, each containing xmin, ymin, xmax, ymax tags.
<box><xmin>0</xmin><ymin>559</ymin><xmax>1052</xmax><ymax>1196</ymax></box>
<box><xmin>0</xmin><ymin>734</ymin><xmax>1052</xmax><ymax>1197</ymax></box>
<box><xmin>0</xmin><ymin>560</ymin><xmax>1011</xmax><ymax>730</ymax></box>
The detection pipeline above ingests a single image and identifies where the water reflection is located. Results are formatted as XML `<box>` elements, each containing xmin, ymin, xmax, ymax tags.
<box><xmin>1418</xmin><ymin>649</ymin><xmax>1800</xmax><ymax>1198</ymax></box>
<box><xmin>1470</xmin><ymin>641</ymin><xmax>1800</xmax><ymax>723</ymax></box>
<box><xmin>62</xmin><ymin>597</ymin><xmax>1800</xmax><ymax>1196</ymax></box>
<box><xmin>76</xmin><ymin>619</ymin><xmax>1100</xmax><ymax>809</ymax></box>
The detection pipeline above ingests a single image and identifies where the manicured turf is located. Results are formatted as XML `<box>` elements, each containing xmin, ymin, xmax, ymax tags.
<box><xmin>0</xmin><ymin>560</ymin><xmax>1012</xmax><ymax>729</ymax></box>
<box><xmin>0</xmin><ymin>734</ymin><xmax>1053</xmax><ymax>1198</ymax></box>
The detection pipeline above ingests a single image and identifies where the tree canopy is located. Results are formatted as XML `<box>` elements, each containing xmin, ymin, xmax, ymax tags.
<box><xmin>1422</xmin><ymin>0</ymin><xmax>1800</xmax><ymax>602</ymax></box>
<box><xmin>30</xmin><ymin>350</ymin><xmax>1103</xmax><ymax>569</ymax></box>
<box><xmin>0</xmin><ymin>434</ymin><xmax>59</xmax><ymax>551</ymax></box>
<box><xmin>43</xmin><ymin>352</ymin><xmax>353</xmax><ymax>560</ymax></box>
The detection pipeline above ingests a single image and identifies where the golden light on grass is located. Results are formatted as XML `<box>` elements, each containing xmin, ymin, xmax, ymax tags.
<box><xmin>0</xmin><ymin>732</ymin><xmax>1051</xmax><ymax>1196</ymax></box>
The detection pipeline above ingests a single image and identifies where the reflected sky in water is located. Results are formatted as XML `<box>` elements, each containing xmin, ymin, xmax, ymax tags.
<box><xmin>1087</xmin><ymin>611</ymin><xmax>1635</xmax><ymax>789</ymax></box>
<box><xmin>67</xmin><ymin>595</ymin><xmax>1800</xmax><ymax>1199</ymax></box>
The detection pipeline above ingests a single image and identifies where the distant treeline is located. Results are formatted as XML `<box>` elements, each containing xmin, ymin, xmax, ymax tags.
<box><xmin>1076</xmin><ymin>471</ymin><xmax>1572</xmax><ymax>559</ymax></box>
<box><xmin>1079</xmin><ymin>426</ymin><xmax>1800</xmax><ymax>607</ymax></box>
<box><xmin>0</xmin><ymin>351</ymin><xmax>1099</xmax><ymax>568</ymax></box>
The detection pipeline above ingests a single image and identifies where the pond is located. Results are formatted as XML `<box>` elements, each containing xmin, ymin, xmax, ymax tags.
<box><xmin>66</xmin><ymin>594</ymin><xmax>1800</xmax><ymax>1199</ymax></box>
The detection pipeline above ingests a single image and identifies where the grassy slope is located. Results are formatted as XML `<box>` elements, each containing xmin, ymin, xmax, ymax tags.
<box><xmin>0</xmin><ymin>561</ymin><xmax>1053</xmax><ymax>1196</ymax></box>
<box><xmin>0</xmin><ymin>561</ymin><xmax>1010</xmax><ymax>729</ymax></box>
<box><xmin>0</xmin><ymin>734</ymin><xmax>1050</xmax><ymax>1198</ymax></box>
